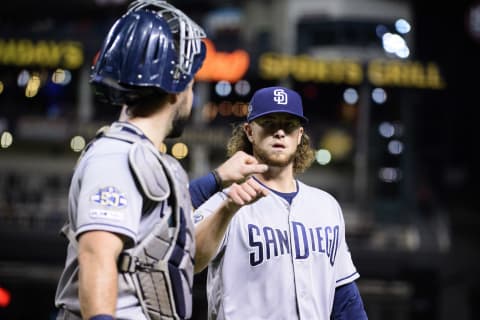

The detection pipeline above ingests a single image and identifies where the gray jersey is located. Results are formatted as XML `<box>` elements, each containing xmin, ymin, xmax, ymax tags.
<box><xmin>194</xmin><ymin>181</ymin><xmax>359</xmax><ymax>320</ymax></box>
<box><xmin>55</xmin><ymin>122</ymin><xmax>189</xmax><ymax>320</ymax></box>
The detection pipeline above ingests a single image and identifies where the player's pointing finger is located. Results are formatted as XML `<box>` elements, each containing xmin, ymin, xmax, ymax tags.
<box><xmin>245</xmin><ymin>177</ymin><xmax>269</xmax><ymax>197</ymax></box>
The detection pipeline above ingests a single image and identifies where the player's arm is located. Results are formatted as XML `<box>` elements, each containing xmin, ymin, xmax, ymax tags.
<box><xmin>189</xmin><ymin>151</ymin><xmax>268</xmax><ymax>209</ymax></box>
<box><xmin>78</xmin><ymin>230</ymin><xmax>125</xmax><ymax>319</ymax></box>
<box><xmin>330</xmin><ymin>281</ymin><xmax>368</xmax><ymax>320</ymax></box>
<box><xmin>194</xmin><ymin>177</ymin><xmax>268</xmax><ymax>272</ymax></box>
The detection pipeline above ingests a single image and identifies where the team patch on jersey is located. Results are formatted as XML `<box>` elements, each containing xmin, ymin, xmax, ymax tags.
<box><xmin>90</xmin><ymin>186</ymin><xmax>128</xmax><ymax>208</ymax></box>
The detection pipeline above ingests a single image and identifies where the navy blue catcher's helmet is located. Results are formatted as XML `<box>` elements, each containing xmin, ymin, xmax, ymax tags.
<box><xmin>90</xmin><ymin>0</ymin><xmax>207</xmax><ymax>105</ymax></box>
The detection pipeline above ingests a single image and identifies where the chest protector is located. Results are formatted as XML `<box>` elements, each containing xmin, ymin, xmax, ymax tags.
<box><xmin>100</xmin><ymin>123</ymin><xmax>195</xmax><ymax>320</ymax></box>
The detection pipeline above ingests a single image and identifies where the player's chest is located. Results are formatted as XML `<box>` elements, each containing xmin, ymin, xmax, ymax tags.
<box><xmin>231</xmin><ymin>201</ymin><xmax>342</xmax><ymax>266</ymax></box>
<box><xmin>237</xmin><ymin>196</ymin><xmax>339</xmax><ymax>228</ymax></box>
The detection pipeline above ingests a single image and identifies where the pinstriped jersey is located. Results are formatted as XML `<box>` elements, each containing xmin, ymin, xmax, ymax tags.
<box><xmin>193</xmin><ymin>180</ymin><xmax>359</xmax><ymax>320</ymax></box>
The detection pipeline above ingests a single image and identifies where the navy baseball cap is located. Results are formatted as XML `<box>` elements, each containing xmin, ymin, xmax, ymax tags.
<box><xmin>246</xmin><ymin>86</ymin><xmax>308</xmax><ymax>124</ymax></box>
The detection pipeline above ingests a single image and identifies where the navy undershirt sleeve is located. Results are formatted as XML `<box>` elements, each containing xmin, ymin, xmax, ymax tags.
<box><xmin>331</xmin><ymin>281</ymin><xmax>368</xmax><ymax>320</ymax></box>
<box><xmin>189</xmin><ymin>172</ymin><xmax>220</xmax><ymax>209</ymax></box>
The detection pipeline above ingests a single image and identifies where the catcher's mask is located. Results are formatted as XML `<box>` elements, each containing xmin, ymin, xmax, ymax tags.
<box><xmin>90</xmin><ymin>0</ymin><xmax>207</xmax><ymax>105</ymax></box>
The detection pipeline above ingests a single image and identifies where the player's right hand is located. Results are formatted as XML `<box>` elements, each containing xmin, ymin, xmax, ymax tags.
<box><xmin>216</xmin><ymin>151</ymin><xmax>268</xmax><ymax>187</ymax></box>
<box><xmin>223</xmin><ymin>177</ymin><xmax>268</xmax><ymax>212</ymax></box>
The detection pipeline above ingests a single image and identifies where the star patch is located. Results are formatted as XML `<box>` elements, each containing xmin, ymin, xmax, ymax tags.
<box><xmin>90</xmin><ymin>186</ymin><xmax>128</xmax><ymax>208</ymax></box>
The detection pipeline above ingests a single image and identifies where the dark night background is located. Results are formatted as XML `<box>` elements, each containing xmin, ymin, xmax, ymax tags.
<box><xmin>1</xmin><ymin>0</ymin><xmax>480</xmax><ymax>319</ymax></box>
<box><xmin>414</xmin><ymin>0</ymin><xmax>480</xmax><ymax>239</ymax></box>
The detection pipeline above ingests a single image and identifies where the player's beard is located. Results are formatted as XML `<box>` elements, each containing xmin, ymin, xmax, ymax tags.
<box><xmin>167</xmin><ymin>94</ymin><xmax>192</xmax><ymax>139</ymax></box>
<box><xmin>167</xmin><ymin>113</ymin><xmax>190</xmax><ymax>138</ymax></box>
<box><xmin>253</xmin><ymin>143</ymin><xmax>296</xmax><ymax>168</ymax></box>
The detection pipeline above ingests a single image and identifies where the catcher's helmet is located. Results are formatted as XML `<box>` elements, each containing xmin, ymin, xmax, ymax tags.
<box><xmin>90</xmin><ymin>0</ymin><xmax>206</xmax><ymax>105</ymax></box>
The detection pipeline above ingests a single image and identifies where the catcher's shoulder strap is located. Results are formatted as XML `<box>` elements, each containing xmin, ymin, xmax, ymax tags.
<box><xmin>105</xmin><ymin>122</ymin><xmax>171</xmax><ymax>202</ymax></box>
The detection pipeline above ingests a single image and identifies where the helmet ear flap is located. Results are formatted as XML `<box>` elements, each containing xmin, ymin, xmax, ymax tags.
<box><xmin>89</xmin><ymin>2</ymin><xmax>206</xmax><ymax>105</ymax></box>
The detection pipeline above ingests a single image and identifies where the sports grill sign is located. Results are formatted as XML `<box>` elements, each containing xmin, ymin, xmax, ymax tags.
<box><xmin>259</xmin><ymin>52</ymin><xmax>446</xmax><ymax>90</ymax></box>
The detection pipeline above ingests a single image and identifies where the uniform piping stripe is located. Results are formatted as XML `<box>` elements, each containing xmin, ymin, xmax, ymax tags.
<box><xmin>336</xmin><ymin>271</ymin><xmax>358</xmax><ymax>283</ymax></box>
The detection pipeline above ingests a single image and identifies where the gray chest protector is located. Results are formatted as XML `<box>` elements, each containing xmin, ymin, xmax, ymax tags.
<box><xmin>105</xmin><ymin>123</ymin><xmax>195</xmax><ymax>320</ymax></box>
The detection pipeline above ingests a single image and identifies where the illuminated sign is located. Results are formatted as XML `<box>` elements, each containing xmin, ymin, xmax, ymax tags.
<box><xmin>0</xmin><ymin>38</ymin><xmax>84</xmax><ymax>69</ymax></box>
<box><xmin>195</xmin><ymin>38</ymin><xmax>250</xmax><ymax>82</ymax></box>
<box><xmin>259</xmin><ymin>53</ymin><xmax>446</xmax><ymax>89</ymax></box>
<box><xmin>367</xmin><ymin>59</ymin><xmax>445</xmax><ymax>89</ymax></box>
<box><xmin>260</xmin><ymin>53</ymin><xmax>363</xmax><ymax>85</ymax></box>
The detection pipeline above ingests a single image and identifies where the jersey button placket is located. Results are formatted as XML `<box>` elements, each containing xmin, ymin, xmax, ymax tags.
<box><xmin>291</xmin><ymin>199</ymin><xmax>313</xmax><ymax>319</ymax></box>
<box><xmin>288</xmin><ymin>201</ymin><xmax>302</xmax><ymax>319</ymax></box>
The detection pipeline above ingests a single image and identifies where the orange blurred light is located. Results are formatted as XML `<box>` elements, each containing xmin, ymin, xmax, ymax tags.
<box><xmin>195</xmin><ymin>38</ymin><xmax>250</xmax><ymax>83</ymax></box>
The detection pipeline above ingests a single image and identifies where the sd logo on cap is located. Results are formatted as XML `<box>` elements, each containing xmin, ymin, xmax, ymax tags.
<box><xmin>247</xmin><ymin>86</ymin><xmax>308</xmax><ymax>124</ymax></box>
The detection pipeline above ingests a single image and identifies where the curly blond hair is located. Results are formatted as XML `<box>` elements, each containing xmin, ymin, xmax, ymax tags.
<box><xmin>226</xmin><ymin>123</ymin><xmax>315</xmax><ymax>174</ymax></box>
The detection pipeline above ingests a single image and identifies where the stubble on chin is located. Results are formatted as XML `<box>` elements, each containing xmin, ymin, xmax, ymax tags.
<box><xmin>253</xmin><ymin>144</ymin><xmax>296</xmax><ymax>168</ymax></box>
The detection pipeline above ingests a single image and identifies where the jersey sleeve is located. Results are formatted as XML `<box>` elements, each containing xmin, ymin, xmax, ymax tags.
<box><xmin>192</xmin><ymin>190</ymin><xmax>230</xmax><ymax>255</ymax></box>
<box><xmin>192</xmin><ymin>191</ymin><xmax>228</xmax><ymax>222</ymax></box>
<box><xmin>74</xmin><ymin>152</ymin><xmax>143</xmax><ymax>247</ymax></box>
<box><xmin>189</xmin><ymin>172</ymin><xmax>220</xmax><ymax>209</ymax></box>
<box><xmin>331</xmin><ymin>282</ymin><xmax>368</xmax><ymax>319</ymax></box>
<box><xmin>333</xmin><ymin>201</ymin><xmax>360</xmax><ymax>287</ymax></box>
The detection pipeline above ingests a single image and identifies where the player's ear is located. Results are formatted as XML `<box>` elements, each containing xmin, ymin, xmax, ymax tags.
<box><xmin>297</xmin><ymin>127</ymin><xmax>304</xmax><ymax>145</ymax></box>
<box><xmin>243</xmin><ymin>122</ymin><xmax>254</xmax><ymax>143</ymax></box>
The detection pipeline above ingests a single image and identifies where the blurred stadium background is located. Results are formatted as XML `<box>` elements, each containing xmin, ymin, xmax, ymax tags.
<box><xmin>1</xmin><ymin>0</ymin><xmax>479</xmax><ymax>319</ymax></box>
